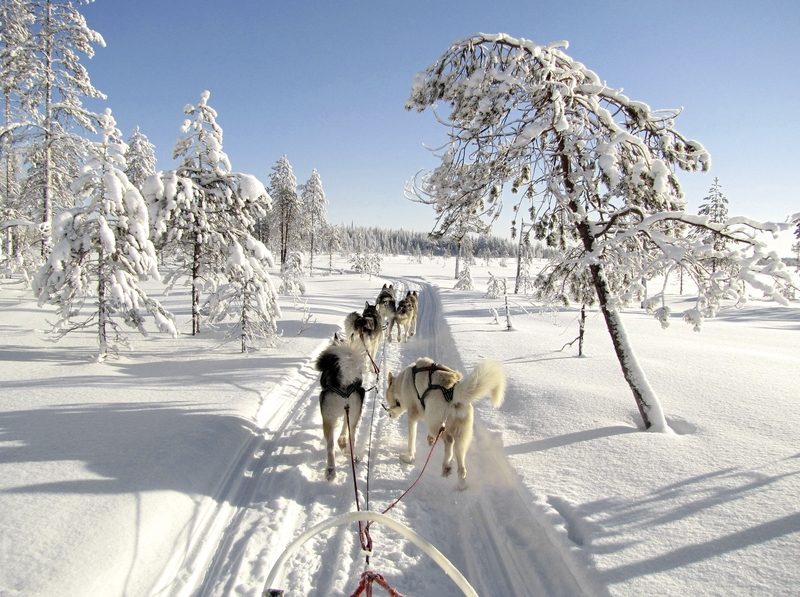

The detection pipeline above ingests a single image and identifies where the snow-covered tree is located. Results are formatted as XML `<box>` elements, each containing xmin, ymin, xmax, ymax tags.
<box><xmin>300</xmin><ymin>168</ymin><xmax>327</xmax><ymax>276</ymax></box>
<box><xmin>322</xmin><ymin>222</ymin><xmax>341</xmax><ymax>273</ymax></box>
<box><xmin>205</xmin><ymin>237</ymin><xmax>281</xmax><ymax>352</ymax></box>
<box><xmin>269</xmin><ymin>155</ymin><xmax>300</xmax><ymax>264</ymax></box>
<box><xmin>486</xmin><ymin>272</ymin><xmax>504</xmax><ymax>298</ymax></box>
<box><xmin>15</xmin><ymin>0</ymin><xmax>106</xmax><ymax>256</ymax></box>
<box><xmin>407</xmin><ymin>33</ymin><xmax>792</xmax><ymax>430</ymax></box>
<box><xmin>0</xmin><ymin>0</ymin><xmax>34</xmax><ymax>264</ymax></box>
<box><xmin>514</xmin><ymin>231</ymin><xmax>536</xmax><ymax>295</ymax></box>
<box><xmin>124</xmin><ymin>126</ymin><xmax>156</xmax><ymax>191</ymax></box>
<box><xmin>145</xmin><ymin>90</ymin><xmax>275</xmax><ymax>336</ymax></box>
<box><xmin>33</xmin><ymin>109</ymin><xmax>176</xmax><ymax>359</ymax></box>
<box><xmin>351</xmin><ymin>251</ymin><xmax>381</xmax><ymax>278</ymax></box>
<box><xmin>697</xmin><ymin>177</ymin><xmax>729</xmax><ymax>273</ymax></box>
<box><xmin>454</xmin><ymin>261</ymin><xmax>474</xmax><ymax>290</ymax></box>
<box><xmin>279</xmin><ymin>250</ymin><xmax>306</xmax><ymax>300</ymax></box>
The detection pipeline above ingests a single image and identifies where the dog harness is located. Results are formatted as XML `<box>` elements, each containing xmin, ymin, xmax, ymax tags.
<box><xmin>323</xmin><ymin>380</ymin><xmax>363</xmax><ymax>400</ymax></box>
<box><xmin>411</xmin><ymin>363</ymin><xmax>456</xmax><ymax>409</ymax></box>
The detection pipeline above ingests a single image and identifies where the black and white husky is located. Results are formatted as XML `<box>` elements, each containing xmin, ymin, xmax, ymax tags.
<box><xmin>386</xmin><ymin>357</ymin><xmax>505</xmax><ymax>488</ymax></box>
<box><xmin>343</xmin><ymin>301</ymin><xmax>383</xmax><ymax>361</ymax></box>
<box><xmin>376</xmin><ymin>284</ymin><xmax>397</xmax><ymax>339</ymax></box>
<box><xmin>315</xmin><ymin>343</ymin><xmax>367</xmax><ymax>481</ymax></box>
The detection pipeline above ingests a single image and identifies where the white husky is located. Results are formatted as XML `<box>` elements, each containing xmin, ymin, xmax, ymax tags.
<box><xmin>386</xmin><ymin>357</ymin><xmax>505</xmax><ymax>487</ymax></box>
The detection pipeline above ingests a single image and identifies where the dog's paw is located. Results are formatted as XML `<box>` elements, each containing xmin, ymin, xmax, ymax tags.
<box><xmin>325</xmin><ymin>467</ymin><xmax>336</xmax><ymax>481</ymax></box>
<box><xmin>442</xmin><ymin>464</ymin><xmax>452</xmax><ymax>477</ymax></box>
<box><xmin>427</xmin><ymin>435</ymin><xmax>436</xmax><ymax>446</ymax></box>
<box><xmin>456</xmin><ymin>478</ymin><xmax>468</xmax><ymax>491</ymax></box>
<box><xmin>400</xmin><ymin>453</ymin><xmax>415</xmax><ymax>464</ymax></box>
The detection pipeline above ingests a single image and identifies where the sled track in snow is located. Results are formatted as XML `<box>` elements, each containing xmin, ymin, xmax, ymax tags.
<box><xmin>163</xmin><ymin>278</ymin><xmax>602</xmax><ymax>596</ymax></box>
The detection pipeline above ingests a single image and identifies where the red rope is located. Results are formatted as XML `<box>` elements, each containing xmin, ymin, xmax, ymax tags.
<box><xmin>370</xmin><ymin>422</ymin><xmax>446</xmax><ymax>528</ymax></box>
<box><xmin>349</xmin><ymin>570</ymin><xmax>406</xmax><ymax>597</ymax></box>
<box><xmin>345</xmin><ymin>405</ymin><xmax>373</xmax><ymax>555</ymax></box>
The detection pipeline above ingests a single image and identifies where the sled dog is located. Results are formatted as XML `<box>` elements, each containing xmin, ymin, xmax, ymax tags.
<box><xmin>386</xmin><ymin>357</ymin><xmax>505</xmax><ymax>487</ymax></box>
<box><xmin>376</xmin><ymin>284</ymin><xmax>397</xmax><ymax>336</ymax></box>
<box><xmin>343</xmin><ymin>301</ymin><xmax>383</xmax><ymax>363</ymax></box>
<box><xmin>405</xmin><ymin>290</ymin><xmax>419</xmax><ymax>336</ymax></box>
<box><xmin>315</xmin><ymin>343</ymin><xmax>367</xmax><ymax>480</ymax></box>
<box><xmin>392</xmin><ymin>293</ymin><xmax>416</xmax><ymax>342</ymax></box>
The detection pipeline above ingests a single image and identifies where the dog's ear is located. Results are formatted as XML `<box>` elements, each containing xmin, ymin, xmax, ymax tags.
<box><xmin>389</xmin><ymin>284</ymin><xmax>393</xmax><ymax>291</ymax></box>
<box><xmin>365</xmin><ymin>301</ymin><xmax>369</xmax><ymax>310</ymax></box>
<box><xmin>388</xmin><ymin>372</ymin><xmax>394</xmax><ymax>386</ymax></box>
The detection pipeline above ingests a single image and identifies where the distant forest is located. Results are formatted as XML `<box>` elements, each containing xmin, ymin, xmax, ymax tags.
<box><xmin>336</xmin><ymin>224</ymin><xmax>556</xmax><ymax>259</ymax></box>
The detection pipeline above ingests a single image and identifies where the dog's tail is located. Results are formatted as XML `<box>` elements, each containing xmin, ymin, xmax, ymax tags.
<box><xmin>455</xmin><ymin>360</ymin><xmax>506</xmax><ymax>408</ymax></box>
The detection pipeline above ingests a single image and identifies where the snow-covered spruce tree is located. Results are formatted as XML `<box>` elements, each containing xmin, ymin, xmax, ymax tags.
<box><xmin>300</xmin><ymin>168</ymin><xmax>327</xmax><ymax>276</ymax></box>
<box><xmin>322</xmin><ymin>222</ymin><xmax>341</xmax><ymax>273</ymax></box>
<box><xmin>124</xmin><ymin>126</ymin><xmax>156</xmax><ymax>191</ymax></box>
<box><xmin>14</xmin><ymin>0</ymin><xmax>106</xmax><ymax>257</ymax></box>
<box><xmin>697</xmin><ymin>177</ymin><xmax>729</xmax><ymax>274</ymax></box>
<box><xmin>454</xmin><ymin>261</ymin><xmax>474</xmax><ymax>290</ymax></box>
<box><xmin>34</xmin><ymin>109</ymin><xmax>176</xmax><ymax>359</ymax></box>
<box><xmin>407</xmin><ymin>34</ymin><xmax>792</xmax><ymax>431</ymax></box>
<box><xmin>146</xmin><ymin>90</ymin><xmax>276</xmax><ymax>337</ymax></box>
<box><xmin>204</xmin><ymin>238</ymin><xmax>281</xmax><ymax>352</ymax></box>
<box><xmin>269</xmin><ymin>155</ymin><xmax>300</xmax><ymax>265</ymax></box>
<box><xmin>279</xmin><ymin>250</ymin><xmax>306</xmax><ymax>301</ymax></box>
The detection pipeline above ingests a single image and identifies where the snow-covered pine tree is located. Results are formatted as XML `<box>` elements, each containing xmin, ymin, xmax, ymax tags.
<box><xmin>124</xmin><ymin>127</ymin><xmax>156</xmax><ymax>191</ymax></box>
<box><xmin>454</xmin><ymin>261</ymin><xmax>474</xmax><ymax>290</ymax></box>
<box><xmin>0</xmin><ymin>0</ymin><xmax>35</xmax><ymax>267</ymax></box>
<box><xmin>269</xmin><ymin>155</ymin><xmax>300</xmax><ymax>265</ymax></box>
<box><xmin>697</xmin><ymin>177</ymin><xmax>729</xmax><ymax>273</ymax></box>
<box><xmin>279</xmin><ymin>250</ymin><xmax>306</xmax><ymax>301</ymax></box>
<box><xmin>514</xmin><ymin>231</ymin><xmax>536</xmax><ymax>295</ymax></box>
<box><xmin>13</xmin><ymin>0</ymin><xmax>106</xmax><ymax>257</ymax></box>
<box><xmin>300</xmin><ymin>168</ymin><xmax>327</xmax><ymax>276</ymax></box>
<box><xmin>205</xmin><ymin>237</ymin><xmax>281</xmax><ymax>352</ymax></box>
<box><xmin>146</xmin><ymin>90</ymin><xmax>276</xmax><ymax>337</ymax></box>
<box><xmin>33</xmin><ymin>109</ymin><xmax>176</xmax><ymax>359</ymax></box>
<box><xmin>407</xmin><ymin>33</ymin><xmax>792</xmax><ymax>430</ymax></box>
<box><xmin>322</xmin><ymin>223</ymin><xmax>341</xmax><ymax>273</ymax></box>
<box><xmin>486</xmin><ymin>273</ymin><xmax>504</xmax><ymax>298</ymax></box>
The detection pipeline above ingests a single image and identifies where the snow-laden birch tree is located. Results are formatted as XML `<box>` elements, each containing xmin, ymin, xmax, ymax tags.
<box><xmin>145</xmin><ymin>90</ymin><xmax>278</xmax><ymax>341</ymax></box>
<box><xmin>33</xmin><ymin>109</ymin><xmax>176</xmax><ymax>359</ymax></box>
<box><xmin>407</xmin><ymin>33</ymin><xmax>793</xmax><ymax>430</ymax></box>
<box><xmin>124</xmin><ymin>126</ymin><xmax>156</xmax><ymax>191</ymax></box>
<box><xmin>300</xmin><ymin>168</ymin><xmax>327</xmax><ymax>276</ymax></box>
<box><xmin>269</xmin><ymin>155</ymin><xmax>300</xmax><ymax>265</ymax></box>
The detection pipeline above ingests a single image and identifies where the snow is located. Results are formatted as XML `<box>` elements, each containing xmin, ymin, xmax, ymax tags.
<box><xmin>1</xmin><ymin>255</ymin><xmax>799</xmax><ymax>596</ymax></box>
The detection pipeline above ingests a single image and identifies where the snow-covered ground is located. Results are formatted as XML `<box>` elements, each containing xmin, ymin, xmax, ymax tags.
<box><xmin>1</xmin><ymin>255</ymin><xmax>798</xmax><ymax>596</ymax></box>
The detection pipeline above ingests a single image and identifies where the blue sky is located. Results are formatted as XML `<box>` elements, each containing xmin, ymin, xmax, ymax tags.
<box><xmin>81</xmin><ymin>0</ymin><xmax>799</xmax><ymax>237</ymax></box>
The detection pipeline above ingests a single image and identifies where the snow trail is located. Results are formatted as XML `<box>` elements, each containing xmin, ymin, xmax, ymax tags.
<box><xmin>173</xmin><ymin>279</ymin><xmax>602</xmax><ymax>596</ymax></box>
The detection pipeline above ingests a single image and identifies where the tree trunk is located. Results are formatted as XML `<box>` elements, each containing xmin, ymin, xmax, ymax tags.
<box><xmin>514</xmin><ymin>223</ymin><xmax>524</xmax><ymax>294</ymax></box>
<box><xmin>240</xmin><ymin>282</ymin><xmax>248</xmax><ymax>353</ymax></box>
<box><xmin>192</xmin><ymin>237</ymin><xmax>201</xmax><ymax>335</ymax></box>
<box><xmin>98</xmin><ymin>252</ymin><xmax>108</xmax><ymax>358</ymax></box>
<box><xmin>454</xmin><ymin>241</ymin><xmax>461</xmax><ymax>279</ymax></box>
<box><xmin>562</xmin><ymin>149</ymin><xmax>667</xmax><ymax>431</ymax></box>
<box><xmin>578</xmin><ymin>304</ymin><xmax>585</xmax><ymax>357</ymax></box>
<box><xmin>41</xmin><ymin>0</ymin><xmax>54</xmax><ymax>257</ymax></box>
<box><xmin>588</xmin><ymin>262</ymin><xmax>667</xmax><ymax>430</ymax></box>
